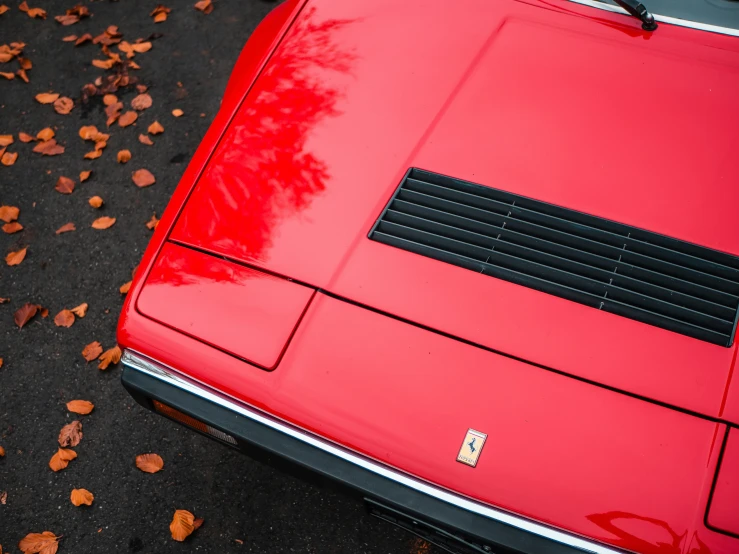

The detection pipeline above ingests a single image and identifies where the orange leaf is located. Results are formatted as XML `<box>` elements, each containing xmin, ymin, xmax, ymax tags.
<box><xmin>91</xmin><ymin>216</ymin><xmax>116</xmax><ymax>230</ymax></box>
<box><xmin>36</xmin><ymin>127</ymin><xmax>55</xmax><ymax>141</ymax></box>
<box><xmin>19</xmin><ymin>132</ymin><xmax>34</xmax><ymax>142</ymax></box>
<box><xmin>146</xmin><ymin>214</ymin><xmax>159</xmax><ymax>230</ymax></box>
<box><xmin>92</xmin><ymin>58</ymin><xmax>116</xmax><ymax>69</ymax></box>
<box><xmin>75</xmin><ymin>33</ymin><xmax>92</xmax><ymax>46</ymax></box>
<box><xmin>62</xmin><ymin>34</ymin><xmax>77</xmax><ymax>42</ymax></box>
<box><xmin>18</xmin><ymin>532</ymin><xmax>60</xmax><ymax>554</ymax></box>
<box><xmin>66</xmin><ymin>399</ymin><xmax>94</xmax><ymax>414</ymax></box>
<box><xmin>55</xmin><ymin>176</ymin><xmax>74</xmax><ymax>194</ymax></box>
<box><xmin>78</xmin><ymin>125</ymin><xmax>99</xmax><ymax>140</ymax></box>
<box><xmin>55</xmin><ymin>222</ymin><xmax>76</xmax><ymax>234</ymax></box>
<box><xmin>117</xmin><ymin>150</ymin><xmax>131</xmax><ymax>163</ymax></box>
<box><xmin>118</xmin><ymin>110</ymin><xmax>138</xmax><ymax>127</ymax></box>
<box><xmin>131</xmin><ymin>42</ymin><xmax>152</xmax><ymax>53</ymax></box>
<box><xmin>33</xmin><ymin>139</ymin><xmax>64</xmax><ymax>156</ymax></box>
<box><xmin>70</xmin><ymin>303</ymin><xmax>88</xmax><ymax>317</ymax></box>
<box><xmin>98</xmin><ymin>345</ymin><xmax>121</xmax><ymax>370</ymax></box>
<box><xmin>82</xmin><ymin>341</ymin><xmax>102</xmax><ymax>361</ymax></box>
<box><xmin>120</xmin><ymin>281</ymin><xmax>132</xmax><ymax>294</ymax></box>
<box><xmin>79</xmin><ymin>170</ymin><xmax>91</xmax><ymax>182</ymax></box>
<box><xmin>103</xmin><ymin>94</ymin><xmax>118</xmax><ymax>106</ymax></box>
<box><xmin>172</xmin><ymin>108</ymin><xmax>183</xmax><ymax>117</ymax></box>
<box><xmin>49</xmin><ymin>447</ymin><xmax>76</xmax><ymax>471</ymax></box>
<box><xmin>0</xmin><ymin>135</ymin><xmax>13</xmax><ymax>146</ymax></box>
<box><xmin>55</xmin><ymin>14</ymin><xmax>79</xmax><ymax>25</ymax></box>
<box><xmin>131</xmin><ymin>93</ymin><xmax>152</xmax><ymax>111</ymax></box>
<box><xmin>170</xmin><ymin>510</ymin><xmax>195</xmax><ymax>541</ymax></box>
<box><xmin>53</xmin><ymin>96</ymin><xmax>74</xmax><ymax>115</ymax></box>
<box><xmin>58</xmin><ymin>420</ymin><xmax>82</xmax><ymax>447</ymax></box>
<box><xmin>0</xmin><ymin>205</ymin><xmax>19</xmax><ymax>222</ymax></box>
<box><xmin>84</xmin><ymin>149</ymin><xmax>102</xmax><ymax>160</ymax></box>
<box><xmin>54</xmin><ymin>309</ymin><xmax>75</xmax><ymax>328</ymax></box>
<box><xmin>0</xmin><ymin>444</ymin><xmax>4</xmax><ymax>456</ymax></box>
<box><xmin>35</xmin><ymin>92</ymin><xmax>59</xmax><ymax>104</ymax></box>
<box><xmin>193</xmin><ymin>517</ymin><xmax>204</xmax><ymax>531</ymax></box>
<box><xmin>135</xmin><ymin>453</ymin><xmax>164</xmax><ymax>473</ymax></box>
<box><xmin>16</xmin><ymin>68</ymin><xmax>29</xmax><ymax>82</ymax></box>
<box><xmin>88</xmin><ymin>196</ymin><xmax>103</xmax><ymax>208</ymax></box>
<box><xmin>70</xmin><ymin>488</ymin><xmax>94</xmax><ymax>506</ymax></box>
<box><xmin>0</xmin><ymin>4</ymin><xmax>8</xmax><ymax>15</ymax></box>
<box><xmin>1</xmin><ymin>151</ymin><xmax>17</xmax><ymax>166</ymax></box>
<box><xmin>14</xmin><ymin>303</ymin><xmax>38</xmax><ymax>328</ymax></box>
<box><xmin>138</xmin><ymin>134</ymin><xmax>153</xmax><ymax>145</ymax></box>
<box><xmin>6</xmin><ymin>247</ymin><xmax>27</xmax><ymax>266</ymax></box>
<box><xmin>0</xmin><ymin>71</ymin><xmax>14</xmax><ymax>79</ymax></box>
<box><xmin>2</xmin><ymin>222</ymin><xmax>23</xmax><ymax>234</ymax></box>
<box><xmin>194</xmin><ymin>0</ymin><xmax>213</xmax><ymax>13</ymax></box>
<box><xmin>147</xmin><ymin>121</ymin><xmax>164</xmax><ymax>135</ymax></box>
<box><xmin>132</xmin><ymin>168</ymin><xmax>155</xmax><ymax>187</ymax></box>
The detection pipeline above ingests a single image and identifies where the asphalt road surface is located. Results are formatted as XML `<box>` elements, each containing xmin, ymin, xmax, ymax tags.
<box><xmin>0</xmin><ymin>1</ymin><xmax>439</xmax><ymax>552</ymax></box>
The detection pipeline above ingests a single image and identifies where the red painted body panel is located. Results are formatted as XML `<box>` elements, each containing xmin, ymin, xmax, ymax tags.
<box><xmin>117</xmin><ymin>0</ymin><xmax>739</xmax><ymax>552</ymax></box>
<box><xmin>707</xmin><ymin>428</ymin><xmax>739</xmax><ymax>537</ymax></box>
<box><xmin>137</xmin><ymin>243</ymin><xmax>313</xmax><ymax>369</ymax></box>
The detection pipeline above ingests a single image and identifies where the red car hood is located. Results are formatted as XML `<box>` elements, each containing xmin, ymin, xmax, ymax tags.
<box><xmin>170</xmin><ymin>0</ymin><xmax>739</xmax><ymax>420</ymax></box>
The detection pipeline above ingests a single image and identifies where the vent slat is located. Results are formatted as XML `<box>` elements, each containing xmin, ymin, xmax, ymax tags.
<box><xmin>371</xmin><ymin>169</ymin><xmax>739</xmax><ymax>346</ymax></box>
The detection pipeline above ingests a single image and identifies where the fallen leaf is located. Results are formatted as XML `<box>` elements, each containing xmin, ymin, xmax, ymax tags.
<box><xmin>105</xmin><ymin>101</ymin><xmax>123</xmax><ymax>126</ymax></box>
<box><xmin>170</xmin><ymin>510</ymin><xmax>195</xmax><ymax>541</ymax></box>
<box><xmin>91</xmin><ymin>216</ymin><xmax>116</xmax><ymax>230</ymax></box>
<box><xmin>117</xmin><ymin>150</ymin><xmax>131</xmax><ymax>163</ymax></box>
<box><xmin>18</xmin><ymin>1</ymin><xmax>47</xmax><ymax>19</ymax></box>
<box><xmin>78</xmin><ymin>126</ymin><xmax>98</xmax><ymax>140</ymax></box>
<box><xmin>102</xmin><ymin>95</ymin><xmax>117</xmax><ymax>106</ymax></box>
<box><xmin>79</xmin><ymin>170</ymin><xmax>91</xmax><ymax>182</ymax></box>
<box><xmin>172</xmin><ymin>108</ymin><xmax>183</xmax><ymax>117</ymax></box>
<box><xmin>146</xmin><ymin>214</ymin><xmax>159</xmax><ymax>230</ymax></box>
<box><xmin>14</xmin><ymin>303</ymin><xmax>38</xmax><ymax>328</ymax></box>
<box><xmin>118</xmin><ymin>110</ymin><xmax>138</xmax><ymax>127</ymax></box>
<box><xmin>62</xmin><ymin>34</ymin><xmax>77</xmax><ymax>42</ymax></box>
<box><xmin>16</xmin><ymin>68</ymin><xmax>29</xmax><ymax>83</ymax></box>
<box><xmin>88</xmin><ymin>196</ymin><xmax>103</xmax><ymax>208</ymax></box>
<box><xmin>58</xmin><ymin>420</ymin><xmax>82</xmax><ymax>447</ymax></box>
<box><xmin>148</xmin><ymin>121</ymin><xmax>164</xmax><ymax>135</ymax></box>
<box><xmin>55</xmin><ymin>222</ymin><xmax>76</xmax><ymax>234</ymax></box>
<box><xmin>55</xmin><ymin>176</ymin><xmax>75</xmax><ymax>194</ymax></box>
<box><xmin>55</xmin><ymin>14</ymin><xmax>78</xmax><ymax>25</ymax></box>
<box><xmin>39</xmin><ymin>306</ymin><xmax>49</xmax><ymax>318</ymax></box>
<box><xmin>0</xmin><ymin>205</ymin><xmax>19</xmax><ymax>222</ymax></box>
<box><xmin>0</xmin><ymin>490</ymin><xmax>6</xmax><ymax>504</ymax></box>
<box><xmin>6</xmin><ymin>247</ymin><xmax>27</xmax><ymax>266</ymax></box>
<box><xmin>18</xmin><ymin>532</ymin><xmax>60</xmax><ymax>554</ymax></box>
<box><xmin>194</xmin><ymin>0</ymin><xmax>213</xmax><ymax>13</ymax></box>
<box><xmin>54</xmin><ymin>309</ymin><xmax>75</xmax><ymax>328</ymax></box>
<box><xmin>120</xmin><ymin>281</ymin><xmax>131</xmax><ymax>294</ymax></box>
<box><xmin>193</xmin><ymin>517</ymin><xmax>204</xmax><ymax>531</ymax></box>
<box><xmin>53</xmin><ymin>96</ymin><xmax>74</xmax><ymax>114</ymax></box>
<box><xmin>131</xmin><ymin>93</ymin><xmax>152</xmax><ymax>111</ymax></box>
<box><xmin>84</xmin><ymin>149</ymin><xmax>102</xmax><ymax>160</ymax></box>
<box><xmin>75</xmin><ymin>33</ymin><xmax>92</xmax><ymax>46</ymax></box>
<box><xmin>136</xmin><ymin>453</ymin><xmax>164</xmax><ymax>473</ymax></box>
<box><xmin>49</xmin><ymin>447</ymin><xmax>76</xmax><ymax>471</ymax></box>
<box><xmin>0</xmin><ymin>445</ymin><xmax>4</xmax><ymax>456</ymax></box>
<box><xmin>0</xmin><ymin>135</ymin><xmax>13</xmax><ymax>146</ymax></box>
<box><xmin>138</xmin><ymin>134</ymin><xmax>153</xmax><ymax>146</ymax></box>
<box><xmin>70</xmin><ymin>303</ymin><xmax>88</xmax><ymax>317</ymax></box>
<box><xmin>132</xmin><ymin>168</ymin><xmax>155</xmax><ymax>187</ymax></box>
<box><xmin>0</xmin><ymin>71</ymin><xmax>14</xmax><ymax>79</ymax></box>
<box><xmin>98</xmin><ymin>345</ymin><xmax>121</xmax><ymax>369</ymax></box>
<box><xmin>92</xmin><ymin>58</ymin><xmax>117</xmax><ymax>70</ymax></box>
<box><xmin>70</xmin><ymin>488</ymin><xmax>94</xmax><ymax>506</ymax></box>
<box><xmin>66</xmin><ymin>399</ymin><xmax>94</xmax><ymax>414</ymax></box>
<box><xmin>0</xmin><ymin>4</ymin><xmax>8</xmax><ymax>15</ymax></box>
<box><xmin>1</xmin><ymin>151</ymin><xmax>17</xmax><ymax>166</ymax></box>
<box><xmin>35</xmin><ymin>92</ymin><xmax>59</xmax><ymax>104</ymax></box>
<box><xmin>19</xmin><ymin>132</ymin><xmax>34</xmax><ymax>142</ymax></box>
<box><xmin>36</xmin><ymin>128</ymin><xmax>54</xmax><ymax>141</ymax></box>
<box><xmin>33</xmin><ymin>139</ymin><xmax>64</xmax><ymax>156</ymax></box>
<box><xmin>151</xmin><ymin>5</ymin><xmax>171</xmax><ymax>23</ymax></box>
<box><xmin>2</xmin><ymin>222</ymin><xmax>23</xmax><ymax>234</ymax></box>
<box><xmin>131</xmin><ymin>41</ymin><xmax>152</xmax><ymax>53</ymax></box>
<box><xmin>82</xmin><ymin>341</ymin><xmax>102</xmax><ymax>361</ymax></box>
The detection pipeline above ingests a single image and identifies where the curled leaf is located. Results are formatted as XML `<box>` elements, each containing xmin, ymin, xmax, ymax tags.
<box><xmin>70</xmin><ymin>303</ymin><xmax>88</xmax><ymax>317</ymax></box>
<box><xmin>170</xmin><ymin>510</ymin><xmax>195</xmax><ymax>541</ymax></box>
<box><xmin>82</xmin><ymin>341</ymin><xmax>102</xmax><ymax>361</ymax></box>
<box><xmin>53</xmin><ymin>96</ymin><xmax>74</xmax><ymax>114</ymax></box>
<box><xmin>66</xmin><ymin>399</ymin><xmax>94</xmax><ymax>414</ymax></box>
<box><xmin>131</xmin><ymin>93</ymin><xmax>152</xmax><ymax>111</ymax></box>
<box><xmin>117</xmin><ymin>150</ymin><xmax>131</xmax><ymax>163</ymax></box>
<box><xmin>58</xmin><ymin>420</ymin><xmax>82</xmax><ymax>447</ymax></box>
<box><xmin>55</xmin><ymin>222</ymin><xmax>76</xmax><ymax>234</ymax></box>
<box><xmin>55</xmin><ymin>176</ymin><xmax>75</xmax><ymax>194</ymax></box>
<box><xmin>88</xmin><ymin>196</ymin><xmax>103</xmax><ymax>208</ymax></box>
<box><xmin>132</xmin><ymin>168</ymin><xmax>155</xmax><ymax>187</ymax></box>
<box><xmin>49</xmin><ymin>447</ymin><xmax>76</xmax><ymax>472</ymax></box>
<box><xmin>148</xmin><ymin>121</ymin><xmax>164</xmax><ymax>135</ymax></box>
<box><xmin>54</xmin><ymin>309</ymin><xmax>75</xmax><ymax>327</ymax></box>
<box><xmin>70</xmin><ymin>488</ymin><xmax>94</xmax><ymax>506</ymax></box>
<box><xmin>120</xmin><ymin>281</ymin><xmax>132</xmax><ymax>294</ymax></box>
<box><xmin>1</xmin><ymin>151</ymin><xmax>17</xmax><ymax>166</ymax></box>
<box><xmin>6</xmin><ymin>247</ymin><xmax>27</xmax><ymax>266</ymax></box>
<box><xmin>146</xmin><ymin>214</ymin><xmax>159</xmax><ymax>230</ymax></box>
<box><xmin>151</xmin><ymin>5</ymin><xmax>171</xmax><ymax>23</ymax></box>
<box><xmin>136</xmin><ymin>453</ymin><xmax>164</xmax><ymax>473</ymax></box>
<box><xmin>79</xmin><ymin>170</ymin><xmax>91</xmax><ymax>182</ymax></box>
<box><xmin>98</xmin><ymin>345</ymin><xmax>121</xmax><ymax>369</ymax></box>
<box><xmin>172</xmin><ymin>108</ymin><xmax>183</xmax><ymax>117</ymax></box>
<box><xmin>14</xmin><ymin>303</ymin><xmax>38</xmax><ymax>328</ymax></box>
<box><xmin>118</xmin><ymin>111</ymin><xmax>138</xmax><ymax>127</ymax></box>
<box><xmin>194</xmin><ymin>0</ymin><xmax>213</xmax><ymax>14</ymax></box>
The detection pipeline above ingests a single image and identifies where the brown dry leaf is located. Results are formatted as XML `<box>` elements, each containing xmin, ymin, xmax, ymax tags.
<box><xmin>36</xmin><ymin>127</ymin><xmax>54</xmax><ymax>141</ymax></box>
<box><xmin>88</xmin><ymin>196</ymin><xmax>103</xmax><ymax>208</ymax></box>
<box><xmin>119</xmin><ymin>281</ymin><xmax>131</xmax><ymax>294</ymax></box>
<box><xmin>135</xmin><ymin>453</ymin><xmax>164</xmax><ymax>473</ymax></box>
<box><xmin>172</xmin><ymin>108</ymin><xmax>183</xmax><ymax>117</ymax></box>
<box><xmin>70</xmin><ymin>303</ymin><xmax>88</xmax><ymax>317</ymax></box>
<box><xmin>62</xmin><ymin>34</ymin><xmax>77</xmax><ymax>42</ymax></box>
<box><xmin>0</xmin><ymin>71</ymin><xmax>14</xmax><ymax>80</ymax></box>
<box><xmin>170</xmin><ymin>510</ymin><xmax>195</xmax><ymax>541</ymax></box>
<box><xmin>35</xmin><ymin>92</ymin><xmax>59</xmax><ymax>104</ymax></box>
<box><xmin>0</xmin><ymin>135</ymin><xmax>13</xmax><ymax>146</ymax></box>
<box><xmin>118</xmin><ymin>110</ymin><xmax>138</xmax><ymax>127</ymax></box>
<box><xmin>39</xmin><ymin>306</ymin><xmax>49</xmax><ymax>318</ymax></box>
<box><xmin>3</xmin><ymin>222</ymin><xmax>23</xmax><ymax>234</ymax></box>
<box><xmin>0</xmin><ymin>205</ymin><xmax>19</xmax><ymax>222</ymax></box>
<box><xmin>55</xmin><ymin>176</ymin><xmax>75</xmax><ymax>194</ymax></box>
<box><xmin>18</xmin><ymin>532</ymin><xmax>60</xmax><ymax>554</ymax></box>
<box><xmin>79</xmin><ymin>170</ymin><xmax>91</xmax><ymax>182</ymax></box>
<box><xmin>19</xmin><ymin>132</ymin><xmax>34</xmax><ymax>143</ymax></box>
<box><xmin>91</xmin><ymin>216</ymin><xmax>116</xmax><ymax>230</ymax></box>
<box><xmin>193</xmin><ymin>517</ymin><xmax>204</xmax><ymax>531</ymax></box>
<box><xmin>70</xmin><ymin>488</ymin><xmax>94</xmax><ymax>506</ymax></box>
<box><xmin>151</xmin><ymin>5</ymin><xmax>171</xmax><ymax>23</ymax></box>
<box><xmin>82</xmin><ymin>341</ymin><xmax>102</xmax><ymax>361</ymax></box>
<box><xmin>146</xmin><ymin>214</ymin><xmax>159</xmax><ymax>230</ymax></box>
<box><xmin>14</xmin><ymin>303</ymin><xmax>38</xmax><ymax>328</ymax></box>
<box><xmin>132</xmin><ymin>168</ymin><xmax>155</xmax><ymax>187</ymax></box>
<box><xmin>138</xmin><ymin>134</ymin><xmax>153</xmax><ymax>146</ymax></box>
<box><xmin>53</xmin><ymin>96</ymin><xmax>74</xmax><ymax>115</ymax></box>
<box><xmin>98</xmin><ymin>345</ymin><xmax>121</xmax><ymax>370</ymax></box>
<box><xmin>54</xmin><ymin>309</ymin><xmax>75</xmax><ymax>327</ymax></box>
<box><xmin>1</xmin><ymin>151</ymin><xmax>17</xmax><ymax>166</ymax></box>
<box><xmin>6</xmin><ymin>247</ymin><xmax>27</xmax><ymax>266</ymax></box>
<box><xmin>58</xmin><ymin>420</ymin><xmax>82</xmax><ymax>447</ymax></box>
<box><xmin>117</xmin><ymin>150</ymin><xmax>131</xmax><ymax>163</ymax></box>
<box><xmin>75</xmin><ymin>33</ymin><xmax>92</xmax><ymax>46</ymax></box>
<box><xmin>194</xmin><ymin>0</ymin><xmax>213</xmax><ymax>14</ymax></box>
<box><xmin>84</xmin><ymin>149</ymin><xmax>102</xmax><ymax>160</ymax></box>
<box><xmin>103</xmin><ymin>94</ymin><xmax>118</xmax><ymax>106</ymax></box>
<box><xmin>55</xmin><ymin>222</ymin><xmax>75</xmax><ymax>234</ymax></box>
<box><xmin>33</xmin><ymin>139</ymin><xmax>64</xmax><ymax>156</ymax></box>
<box><xmin>131</xmin><ymin>93</ymin><xmax>152</xmax><ymax>111</ymax></box>
<box><xmin>148</xmin><ymin>121</ymin><xmax>164</xmax><ymax>135</ymax></box>
<box><xmin>49</xmin><ymin>447</ymin><xmax>76</xmax><ymax>472</ymax></box>
<box><xmin>66</xmin><ymin>399</ymin><xmax>94</xmax><ymax>414</ymax></box>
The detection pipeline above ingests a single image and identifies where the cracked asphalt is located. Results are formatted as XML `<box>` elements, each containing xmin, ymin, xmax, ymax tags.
<box><xmin>0</xmin><ymin>1</ymin><xmax>437</xmax><ymax>552</ymax></box>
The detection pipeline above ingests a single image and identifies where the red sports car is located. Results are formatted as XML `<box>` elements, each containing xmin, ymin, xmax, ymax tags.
<box><xmin>119</xmin><ymin>0</ymin><xmax>739</xmax><ymax>552</ymax></box>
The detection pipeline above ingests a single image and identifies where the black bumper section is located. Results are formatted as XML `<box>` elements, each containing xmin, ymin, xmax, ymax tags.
<box><xmin>122</xmin><ymin>365</ymin><xmax>594</xmax><ymax>554</ymax></box>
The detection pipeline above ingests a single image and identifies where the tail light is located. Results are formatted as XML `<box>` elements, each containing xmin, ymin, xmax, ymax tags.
<box><xmin>153</xmin><ymin>399</ymin><xmax>237</xmax><ymax>446</ymax></box>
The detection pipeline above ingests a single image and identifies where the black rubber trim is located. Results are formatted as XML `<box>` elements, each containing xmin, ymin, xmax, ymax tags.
<box><xmin>122</xmin><ymin>366</ymin><xmax>595</xmax><ymax>554</ymax></box>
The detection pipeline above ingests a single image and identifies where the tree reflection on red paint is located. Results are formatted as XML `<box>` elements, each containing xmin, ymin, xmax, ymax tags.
<box><xmin>587</xmin><ymin>511</ymin><xmax>685</xmax><ymax>554</ymax></box>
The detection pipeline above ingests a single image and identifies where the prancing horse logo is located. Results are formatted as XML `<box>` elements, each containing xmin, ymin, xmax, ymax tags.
<box><xmin>457</xmin><ymin>429</ymin><xmax>487</xmax><ymax>467</ymax></box>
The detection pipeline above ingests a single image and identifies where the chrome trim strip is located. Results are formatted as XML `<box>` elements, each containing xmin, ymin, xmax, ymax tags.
<box><xmin>122</xmin><ymin>349</ymin><xmax>624</xmax><ymax>554</ymax></box>
<box><xmin>566</xmin><ymin>0</ymin><xmax>739</xmax><ymax>37</ymax></box>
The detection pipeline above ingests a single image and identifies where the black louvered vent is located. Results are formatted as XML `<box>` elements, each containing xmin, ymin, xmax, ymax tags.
<box><xmin>370</xmin><ymin>169</ymin><xmax>739</xmax><ymax>346</ymax></box>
